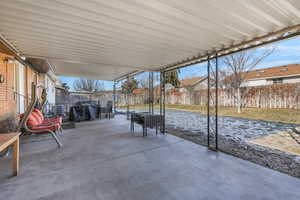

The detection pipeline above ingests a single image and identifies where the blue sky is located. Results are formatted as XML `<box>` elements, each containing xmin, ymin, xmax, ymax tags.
<box><xmin>60</xmin><ymin>36</ymin><xmax>300</xmax><ymax>90</ymax></box>
<box><xmin>59</xmin><ymin>76</ymin><xmax>114</xmax><ymax>90</ymax></box>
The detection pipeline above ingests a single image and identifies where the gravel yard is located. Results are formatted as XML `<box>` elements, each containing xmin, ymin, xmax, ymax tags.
<box><xmin>118</xmin><ymin>108</ymin><xmax>300</xmax><ymax>177</ymax></box>
<box><xmin>163</xmin><ymin>109</ymin><xmax>300</xmax><ymax>178</ymax></box>
<box><xmin>165</xmin><ymin>109</ymin><xmax>298</xmax><ymax>141</ymax></box>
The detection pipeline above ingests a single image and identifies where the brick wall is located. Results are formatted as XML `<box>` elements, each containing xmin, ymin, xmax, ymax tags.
<box><xmin>0</xmin><ymin>52</ymin><xmax>43</xmax><ymax>132</ymax></box>
<box><xmin>0</xmin><ymin>53</ymin><xmax>17</xmax><ymax>132</ymax></box>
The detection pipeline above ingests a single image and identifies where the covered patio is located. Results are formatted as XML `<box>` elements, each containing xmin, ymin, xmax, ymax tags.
<box><xmin>1</xmin><ymin>1</ymin><xmax>300</xmax><ymax>199</ymax></box>
<box><xmin>1</xmin><ymin>115</ymin><xmax>300</xmax><ymax>200</ymax></box>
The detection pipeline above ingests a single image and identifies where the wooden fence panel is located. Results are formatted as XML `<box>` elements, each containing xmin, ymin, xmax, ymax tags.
<box><xmin>116</xmin><ymin>83</ymin><xmax>300</xmax><ymax>109</ymax></box>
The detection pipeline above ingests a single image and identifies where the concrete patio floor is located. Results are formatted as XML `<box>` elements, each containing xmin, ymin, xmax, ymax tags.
<box><xmin>1</xmin><ymin>115</ymin><xmax>300</xmax><ymax>200</ymax></box>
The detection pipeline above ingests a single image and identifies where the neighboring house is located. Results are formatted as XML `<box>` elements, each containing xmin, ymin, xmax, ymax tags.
<box><xmin>161</xmin><ymin>76</ymin><xmax>208</xmax><ymax>92</ymax></box>
<box><xmin>55</xmin><ymin>88</ymin><xmax>113</xmax><ymax>107</ymax></box>
<box><xmin>180</xmin><ymin>76</ymin><xmax>207</xmax><ymax>91</ymax></box>
<box><xmin>179</xmin><ymin>77</ymin><xmax>207</xmax><ymax>104</ymax></box>
<box><xmin>132</xmin><ymin>88</ymin><xmax>145</xmax><ymax>95</ymax></box>
<box><xmin>127</xmin><ymin>77</ymin><xmax>208</xmax><ymax>105</ymax></box>
<box><xmin>241</xmin><ymin>64</ymin><xmax>300</xmax><ymax>87</ymax></box>
<box><xmin>55</xmin><ymin>81</ymin><xmax>68</xmax><ymax>105</ymax></box>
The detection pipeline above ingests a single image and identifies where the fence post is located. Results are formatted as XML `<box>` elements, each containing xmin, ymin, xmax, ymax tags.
<box><xmin>160</xmin><ymin>70</ymin><xmax>166</xmax><ymax>133</ymax></box>
<box><xmin>215</xmin><ymin>53</ymin><xmax>218</xmax><ymax>150</ymax></box>
<box><xmin>113</xmin><ymin>81</ymin><xmax>116</xmax><ymax>113</ymax></box>
<box><xmin>126</xmin><ymin>76</ymin><xmax>130</xmax><ymax>119</ymax></box>
<box><xmin>207</xmin><ymin>56</ymin><xmax>210</xmax><ymax>147</ymax></box>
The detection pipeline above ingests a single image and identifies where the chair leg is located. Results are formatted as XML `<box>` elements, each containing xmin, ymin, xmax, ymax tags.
<box><xmin>0</xmin><ymin>147</ymin><xmax>10</xmax><ymax>158</ymax></box>
<box><xmin>50</xmin><ymin>131</ymin><xmax>63</xmax><ymax>148</ymax></box>
<box><xmin>59</xmin><ymin>127</ymin><xmax>63</xmax><ymax>135</ymax></box>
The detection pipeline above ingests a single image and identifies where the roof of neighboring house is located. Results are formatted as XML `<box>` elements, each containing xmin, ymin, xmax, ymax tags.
<box><xmin>67</xmin><ymin>90</ymin><xmax>113</xmax><ymax>94</ymax></box>
<box><xmin>167</xmin><ymin>89</ymin><xmax>183</xmax><ymax>96</ymax></box>
<box><xmin>132</xmin><ymin>88</ymin><xmax>145</xmax><ymax>95</ymax></box>
<box><xmin>244</xmin><ymin>64</ymin><xmax>300</xmax><ymax>81</ymax></box>
<box><xmin>180</xmin><ymin>76</ymin><xmax>206</xmax><ymax>87</ymax></box>
<box><xmin>130</xmin><ymin>76</ymin><xmax>206</xmax><ymax>95</ymax></box>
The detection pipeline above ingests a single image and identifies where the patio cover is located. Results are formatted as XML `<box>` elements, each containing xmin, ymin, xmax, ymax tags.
<box><xmin>0</xmin><ymin>0</ymin><xmax>300</xmax><ymax>80</ymax></box>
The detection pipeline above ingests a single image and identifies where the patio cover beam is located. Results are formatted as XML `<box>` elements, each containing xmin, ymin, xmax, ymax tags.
<box><xmin>163</xmin><ymin>24</ymin><xmax>300</xmax><ymax>73</ymax></box>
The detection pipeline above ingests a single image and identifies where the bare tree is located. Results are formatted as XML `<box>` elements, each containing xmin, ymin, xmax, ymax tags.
<box><xmin>222</xmin><ymin>48</ymin><xmax>275</xmax><ymax>113</ymax></box>
<box><xmin>138</xmin><ymin>72</ymin><xmax>160</xmax><ymax>89</ymax></box>
<box><xmin>73</xmin><ymin>78</ymin><xmax>104</xmax><ymax>92</ymax></box>
<box><xmin>139</xmin><ymin>78</ymin><xmax>149</xmax><ymax>89</ymax></box>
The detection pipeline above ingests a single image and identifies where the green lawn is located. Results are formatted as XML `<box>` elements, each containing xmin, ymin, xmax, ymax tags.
<box><xmin>117</xmin><ymin>104</ymin><xmax>300</xmax><ymax>124</ymax></box>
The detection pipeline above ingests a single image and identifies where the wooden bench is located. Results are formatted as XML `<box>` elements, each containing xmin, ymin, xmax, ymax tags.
<box><xmin>0</xmin><ymin>133</ymin><xmax>21</xmax><ymax>176</ymax></box>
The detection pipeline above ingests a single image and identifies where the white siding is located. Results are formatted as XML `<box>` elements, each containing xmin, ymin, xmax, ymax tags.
<box><xmin>242</xmin><ymin>79</ymin><xmax>269</xmax><ymax>87</ymax></box>
<box><xmin>194</xmin><ymin>80</ymin><xmax>208</xmax><ymax>90</ymax></box>
<box><xmin>45</xmin><ymin>75</ymin><xmax>56</xmax><ymax>105</ymax></box>
<box><xmin>283</xmin><ymin>76</ymin><xmax>300</xmax><ymax>84</ymax></box>
<box><xmin>17</xmin><ymin>63</ymin><xmax>26</xmax><ymax>113</ymax></box>
<box><xmin>243</xmin><ymin>76</ymin><xmax>300</xmax><ymax>87</ymax></box>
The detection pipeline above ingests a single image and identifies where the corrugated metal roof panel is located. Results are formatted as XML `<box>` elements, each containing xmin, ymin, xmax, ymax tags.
<box><xmin>0</xmin><ymin>0</ymin><xmax>300</xmax><ymax>80</ymax></box>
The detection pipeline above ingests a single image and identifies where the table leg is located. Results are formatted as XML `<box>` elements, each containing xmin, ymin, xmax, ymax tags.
<box><xmin>12</xmin><ymin>137</ymin><xmax>19</xmax><ymax>176</ymax></box>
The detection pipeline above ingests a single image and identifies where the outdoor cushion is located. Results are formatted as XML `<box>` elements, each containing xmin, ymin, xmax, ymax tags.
<box><xmin>26</xmin><ymin>114</ymin><xmax>40</xmax><ymax>127</ymax></box>
<box><xmin>20</xmin><ymin>112</ymin><xmax>61</xmax><ymax>129</ymax></box>
<box><xmin>33</xmin><ymin>109</ymin><xmax>44</xmax><ymax>121</ymax></box>
<box><xmin>30</xmin><ymin>123</ymin><xmax>60</xmax><ymax>132</ymax></box>
<box><xmin>42</xmin><ymin>118</ymin><xmax>62</xmax><ymax>125</ymax></box>
<box><xmin>31</xmin><ymin>112</ymin><xmax>43</xmax><ymax>124</ymax></box>
<box><xmin>33</xmin><ymin>109</ymin><xmax>62</xmax><ymax>125</ymax></box>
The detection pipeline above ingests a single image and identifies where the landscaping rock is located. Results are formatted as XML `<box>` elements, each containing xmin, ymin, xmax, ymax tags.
<box><xmin>120</xmin><ymin>108</ymin><xmax>300</xmax><ymax>177</ymax></box>
<box><xmin>165</xmin><ymin>109</ymin><xmax>298</xmax><ymax>141</ymax></box>
<box><xmin>164</xmin><ymin>109</ymin><xmax>300</xmax><ymax>178</ymax></box>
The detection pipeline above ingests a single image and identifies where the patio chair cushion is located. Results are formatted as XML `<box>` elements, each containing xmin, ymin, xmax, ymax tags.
<box><xmin>33</xmin><ymin>109</ymin><xmax>62</xmax><ymax>125</ymax></box>
<box><xmin>20</xmin><ymin>112</ymin><xmax>61</xmax><ymax>129</ymax></box>
<box><xmin>33</xmin><ymin>109</ymin><xmax>44</xmax><ymax>121</ymax></box>
<box><xmin>26</xmin><ymin>114</ymin><xmax>40</xmax><ymax>127</ymax></box>
<box><xmin>30</xmin><ymin>123</ymin><xmax>60</xmax><ymax>132</ymax></box>
<box><xmin>42</xmin><ymin>117</ymin><xmax>62</xmax><ymax>125</ymax></box>
<box><xmin>31</xmin><ymin>112</ymin><xmax>43</xmax><ymax>124</ymax></box>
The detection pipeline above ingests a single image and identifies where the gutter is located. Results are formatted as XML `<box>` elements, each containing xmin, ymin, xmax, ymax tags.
<box><xmin>247</xmin><ymin>74</ymin><xmax>300</xmax><ymax>81</ymax></box>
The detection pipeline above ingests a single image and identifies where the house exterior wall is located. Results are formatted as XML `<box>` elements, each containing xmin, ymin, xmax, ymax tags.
<box><xmin>44</xmin><ymin>75</ymin><xmax>56</xmax><ymax>105</ymax></box>
<box><xmin>242</xmin><ymin>75</ymin><xmax>300</xmax><ymax>87</ymax></box>
<box><xmin>242</xmin><ymin>79</ymin><xmax>269</xmax><ymax>87</ymax></box>
<box><xmin>0</xmin><ymin>54</ymin><xmax>17</xmax><ymax>132</ymax></box>
<box><xmin>0</xmin><ymin>52</ymin><xmax>47</xmax><ymax>132</ymax></box>
<box><xmin>193</xmin><ymin>79</ymin><xmax>208</xmax><ymax>90</ymax></box>
<box><xmin>25</xmin><ymin>64</ymin><xmax>38</xmax><ymax>107</ymax></box>
<box><xmin>35</xmin><ymin>70</ymin><xmax>57</xmax><ymax>106</ymax></box>
<box><xmin>282</xmin><ymin>76</ymin><xmax>300</xmax><ymax>84</ymax></box>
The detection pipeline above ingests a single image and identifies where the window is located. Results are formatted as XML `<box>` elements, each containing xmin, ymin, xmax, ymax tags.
<box><xmin>14</xmin><ymin>63</ymin><xmax>26</xmax><ymax>113</ymax></box>
<box><xmin>280</xmin><ymin>68</ymin><xmax>288</xmax><ymax>72</ymax></box>
<box><xmin>273</xmin><ymin>78</ymin><xmax>283</xmax><ymax>84</ymax></box>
